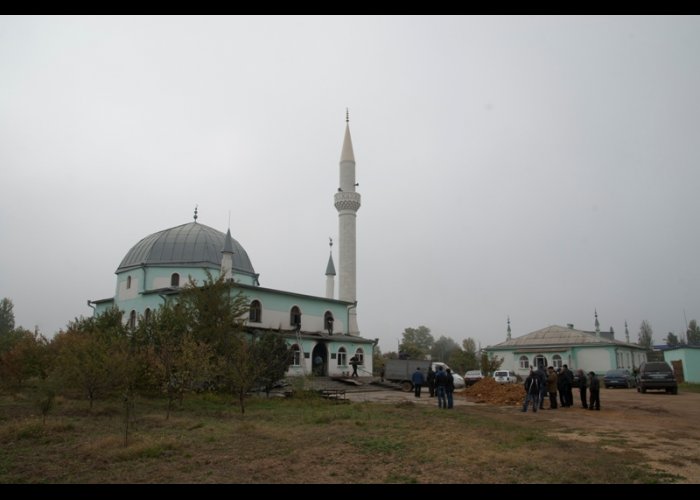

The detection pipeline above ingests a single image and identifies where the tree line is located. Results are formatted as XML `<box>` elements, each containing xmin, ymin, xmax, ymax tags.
<box><xmin>377</xmin><ymin>325</ymin><xmax>502</xmax><ymax>375</ymax></box>
<box><xmin>0</xmin><ymin>274</ymin><xmax>291</xmax><ymax>416</ymax></box>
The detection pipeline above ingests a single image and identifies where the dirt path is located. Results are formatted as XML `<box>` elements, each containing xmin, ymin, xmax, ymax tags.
<box><xmin>345</xmin><ymin>386</ymin><xmax>700</xmax><ymax>483</ymax></box>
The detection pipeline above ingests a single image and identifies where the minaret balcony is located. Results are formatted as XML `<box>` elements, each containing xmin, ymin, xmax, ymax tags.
<box><xmin>334</xmin><ymin>191</ymin><xmax>361</xmax><ymax>212</ymax></box>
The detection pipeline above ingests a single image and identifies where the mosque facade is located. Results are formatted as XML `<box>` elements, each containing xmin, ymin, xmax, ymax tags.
<box><xmin>90</xmin><ymin>117</ymin><xmax>375</xmax><ymax>377</ymax></box>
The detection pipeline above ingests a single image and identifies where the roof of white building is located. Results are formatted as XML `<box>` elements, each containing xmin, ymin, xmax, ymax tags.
<box><xmin>487</xmin><ymin>324</ymin><xmax>645</xmax><ymax>351</ymax></box>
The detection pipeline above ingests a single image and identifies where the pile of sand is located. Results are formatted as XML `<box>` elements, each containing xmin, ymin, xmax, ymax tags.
<box><xmin>463</xmin><ymin>377</ymin><xmax>525</xmax><ymax>406</ymax></box>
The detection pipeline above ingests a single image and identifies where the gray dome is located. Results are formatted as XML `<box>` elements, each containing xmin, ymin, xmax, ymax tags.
<box><xmin>117</xmin><ymin>222</ymin><xmax>255</xmax><ymax>275</ymax></box>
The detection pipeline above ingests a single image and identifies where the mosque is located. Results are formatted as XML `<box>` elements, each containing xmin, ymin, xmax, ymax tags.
<box><xmin>89</xmin><ymin>115</ymin><xmax>376</xmax><ymax>377</ymax></box>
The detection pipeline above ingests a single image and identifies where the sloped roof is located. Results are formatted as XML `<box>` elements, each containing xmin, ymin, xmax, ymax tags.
<box><xmin>487</xmin><ymin>324</ymin><xmax>644</xmax><ymax>350</ymax></box>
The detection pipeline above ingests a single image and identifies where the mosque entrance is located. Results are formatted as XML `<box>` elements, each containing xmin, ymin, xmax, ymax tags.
<box><xmin>311</xmin><ymin>343</ymin><xmax>328</xmax><ymax>376</ymax></box>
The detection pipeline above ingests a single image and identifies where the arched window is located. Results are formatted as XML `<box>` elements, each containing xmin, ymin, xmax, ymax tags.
<box><xmin>290</xmin><ymin>344</ymin><xmax>301</xmax><ymax>366</ymax></box>
<box><xmin>171</xmin><ymin>273</ymin><xmax>180</xmax><ymax>287</ymax></box>
<box><xmin>128</xmin><ymin>310</ymin><xmax>136</xmax><ymax>329</ymax></box>
<box><xmin>519</xmin><ymin>355</ymin><xmax>529</xmax><ymax>369</ymax></box>
<box><xmin>144</xmin><ymin>308</ymin><xmax>151</xmax><ymax>323</ymax></box>
<box><xmin>337</xmin><ymin>347</ymin><xmax>347</xmax><ymax>367</ymax></box>
<box><xmin>126</xmin><ymin>276</ymin><xmax>132</xmax><ymax>289</ymax></box>
<box><xmin>354</xmin><ymin>348</ymin><xmax>364</xmax><ymax>365</ymax></box>
<box><xmin>534</xmin><ymin>355</ymin><xmax>546</xmax><ymax>369</ymax></box>
<box><xmin>290</xmin><ymin>306</ymin><xmax>301</xmax><ymax>328</ymax></box>
<box><xmin>324</xmin><ymin>311</ymin><xmax>334</xmax><ymax>334</ymax></box>
<box><xmin>552</xmin><ymin>355</ymin><xmax>563</xmax><ymax>369</ymax></box>
<box><xmin>249</xmin><ymin>300</ymin><xmax>262</xmax><ymax>323</ymax></box>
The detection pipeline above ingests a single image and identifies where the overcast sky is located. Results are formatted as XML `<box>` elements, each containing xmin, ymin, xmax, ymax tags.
<box><xmin>1</xmin><ymin>15</ymin><xmax>699</xmax><ymax>352</ymax></box>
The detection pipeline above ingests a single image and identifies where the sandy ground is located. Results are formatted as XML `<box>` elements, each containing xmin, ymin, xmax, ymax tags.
<box><xmin>344</xmin><ymin>385</ymin><xmax>700</xmax><ymax>483</ymax></box>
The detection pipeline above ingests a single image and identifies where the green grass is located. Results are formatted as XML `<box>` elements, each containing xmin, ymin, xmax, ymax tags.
<box><xmin>679</xmin><ymin>382</ymin><xmax>700</xmax><ymax>393</ymax></box>
<box><xmin>0</xmin><ymin>388</ymin><xmax>678</xmax><ymax>484</ymax></box>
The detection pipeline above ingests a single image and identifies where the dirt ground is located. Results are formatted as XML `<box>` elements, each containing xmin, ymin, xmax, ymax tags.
<box><xmin>345</xmin><ymin>385</ymin><xmax>700</xmax><ymax>483</ymax></box>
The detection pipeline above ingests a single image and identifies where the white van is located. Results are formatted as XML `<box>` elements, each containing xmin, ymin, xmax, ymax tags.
<box><xmin>493</xmin><ymin>370</ymin><xmax>518</xmax><ymax>384</ymax></box>
<box><xmin>432</xmin><ymin>362</ymin><xmax>466</xmax><ymax>389</ymax></box>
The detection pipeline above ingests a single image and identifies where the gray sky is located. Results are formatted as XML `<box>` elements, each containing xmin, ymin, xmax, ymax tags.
<box><xmin>1</xmin><ymin>15</ymin><xmax>699</xmax><ymax>352</ymax></box>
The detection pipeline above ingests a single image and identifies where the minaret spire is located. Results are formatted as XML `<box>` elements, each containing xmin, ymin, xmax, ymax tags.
<box><xmin>334</xmin><ymin>111</ymin><xmax>361</xmax><ymax>335</ymax></box>
<box><xmin>507</xmin><ymin>316</ymin><xmax>512</xmax><ymax>341</ymax></box>
<box><xmin>595</xmin><ymin>309</ymin><xmax>600</xmax><ymax>338</ymax></box>
<box><xmin>325</xmin><ymin>237</ymin><xmax>336</xmax><ymax>299</ymax></box>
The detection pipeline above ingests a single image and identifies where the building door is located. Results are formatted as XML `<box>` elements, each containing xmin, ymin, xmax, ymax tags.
<box><xmin>671</xmin><ymin>360</ymin><xmax>685</xmax><ymax>383</ymax></box>
<box><xmin>311</xmin><ymin>343</ymin><xmax>328</xmax><ymax>376</ymax></box>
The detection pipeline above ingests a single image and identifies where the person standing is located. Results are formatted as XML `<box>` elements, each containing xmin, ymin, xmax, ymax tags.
<box><xmin>434</xmin><ymin>365</ymin><xmax>448</xmax><ymax>408</ymax></box>
<box><xmin>350</xmin><ymin>356</ymin><xmax>359</xmax><ymax>377</ymax></box>
<box><xmin>560</xmin><ymin>364</ymin><xmax>574</xmax><ymax>407</ymax></box>
<box><xmin>547</xmin><ymin>366</ymin><xmax>558</xmax><ymax>409</ymax></box>
<box><xmin>556</xmin><ymin>368</ymin><xmax>566</xmax><ymax>407</ymax></box>
<box><xmin>412</xmin><ymin>366</ymin><xmax>425</xmax><ymax>398</ymax></box>
<box><xmin>521</xmin><ymin>368</ymin><xmax>540</xmax><ymax>413</ymax></box>
<box><xmin>313</xmin><ymin>355</ymin><xmax>323</xmax><ymax>376</ymax></box>
<box><xmin>577</xmin><ymin>368</ymin><xmax>588</xmax><ymax>409</ymax></box>
<box><xmin>536</xmin><ymin>365</ymin><xmax>548</xmax><ymax>410</ymax></box>
<box><xmin>588</xmin><ymin>371</ymin><xmax>600</xmax><ymax>411</ymax></box>
<box><xmin>445</xmin><ymin>368</ymin><xmax>455</xmax><ymax>409</ymax></box>
<box><xmin>427</xmin><ymin>366</ymin><xmax>436</xmax><ymax>397</ymax></box>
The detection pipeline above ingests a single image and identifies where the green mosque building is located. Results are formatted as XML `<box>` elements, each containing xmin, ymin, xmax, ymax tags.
<box><xmin>90</xmin><ymin>116</ymin><xmax>376</xmax><ymax>377</ymax></box>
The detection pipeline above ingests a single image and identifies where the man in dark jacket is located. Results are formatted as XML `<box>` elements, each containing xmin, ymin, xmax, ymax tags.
<box><xmin>577</xmin><ymin>369</ymin><xmax>588</xmax><ymax>409</ymax></box>
<box><xmin>521</xmin><ymin>368</ymin><xmax>540</xmax><ymax>413</ymax></box>
<box><xmin>560</xmin><ymin>364</ymin><xmax>574</xmax><ymax>407</ymax></box>
<box><xmin>547</xmin><ymin>366</ymin><xmax>558</xmax><ymax>409</ymax></box>
<box><xmin>427</xmin><ymin>366</ymin><xmax>436</xmax><ymax>397</ymax></box>
<box><xmin>536</xmin><ymin>365</ymin><xmax>548</xmax><ymax>409</ymax></box>
<box><xmin>434</xmin><ymin>366</ymin><xmax>448</xmax><ymax>409</ymax></box>
<box><xmin>445</xmin><ymin>368</ymin><xmax>455</xmax><ymax>409</ymax></box>
<box><xmin>588</xmin><ymin>371</ymin><xmax>600</xmax><ymax>411</ymax></box>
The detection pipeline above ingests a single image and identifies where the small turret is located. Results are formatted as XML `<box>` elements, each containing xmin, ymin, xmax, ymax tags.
<box><xmin>221</xmin><ymin>228</ymin><xmax>235</xmax><ymax>281</ymax></box>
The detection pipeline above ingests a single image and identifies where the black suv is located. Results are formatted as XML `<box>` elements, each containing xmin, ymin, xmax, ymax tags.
<box><xmin>636</xmin><ymin>361</ymin><xmax>678</xmax><ymax>394</ymax></box>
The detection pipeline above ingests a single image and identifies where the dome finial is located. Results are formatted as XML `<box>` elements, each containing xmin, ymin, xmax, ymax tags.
<box><xmin>329</xmin><ymin>236</ymin><xmax>333</xmax><ymax>250</ymax></box>
<box><xmin>346</xmin><ymin>107</ymin><xmax>349</xmax><ymax>123</ymax></box>
<box><xmin>193</xmin><ymin>205</ymin><xmax>198</xmax><ymax>222</ymax></box>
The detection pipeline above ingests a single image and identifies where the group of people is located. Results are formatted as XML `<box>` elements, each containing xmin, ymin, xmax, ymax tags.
<box><xmin>411</xmin><ymin>366</ymin><xmax>455</xmax><ymax>409</ymax></box>
<box><xmin>522</xmin><ymin>364</ymin><xmax>600</xmax><ymax>413</ymax></box>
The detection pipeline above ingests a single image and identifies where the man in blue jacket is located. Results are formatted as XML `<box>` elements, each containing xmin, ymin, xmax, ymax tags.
<box><xmin>412</xmin><ymin>367</ymin><xmax>425</xmax><ymax>398</ymax></box>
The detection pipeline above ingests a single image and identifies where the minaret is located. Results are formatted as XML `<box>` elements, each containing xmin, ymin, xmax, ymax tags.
<box><xmin>506</xmin><ymin>316</ymin><xmax>512</xmax><ymax>341</ymax></box>
<box><xmin>325</xmin><ymin>238</ymin><xmax>336</xmax><ymax>299</ymax></box>
<box><xmin>625</xmin><ymin>320</ymin><xmax>630</xmax><ymax>343</ymax></box>
<box><xmin>334</xmin><ymin>109</ymin><xmax>361</xmax><ymax>335</ymax></box>
<box><xmin>595</xmin><ymin>309</ymin><xmax>600</xmax><ymax>338</ymax></box>
<box><xmin>221</xmin><ymin>228</ymin><xmax>235</xmax><ymax>281</ymax></box>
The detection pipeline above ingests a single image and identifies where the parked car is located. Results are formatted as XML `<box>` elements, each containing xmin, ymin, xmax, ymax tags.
<box><xmin>493</xmin><ymin>370</ymin><xmax>518</xmax><ymax>384</ymax></box>
<box><xmin>432</xmin><ymin>362</ymin><xmax>466</xmax><ymax>389</ymax></box>
<box><xmin>464</xmin><ymin>370</ymin><xmax>484</xmax><ymax>386</ymax></box>
<box><xmin>603</xmin><ymin>369</ymin><xmax>636</xmax><ymax>389</ymax></box>
<box><xmin>636</xmin><ymin>361</ymin><xmax>678</xmax><ymax>394</ymax></box>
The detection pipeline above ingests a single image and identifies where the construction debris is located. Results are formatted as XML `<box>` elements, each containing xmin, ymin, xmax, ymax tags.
<box><xmin>463</xmin><ymin>377</ymin><xmax>524</xmax><ymax>406</ymax></box>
